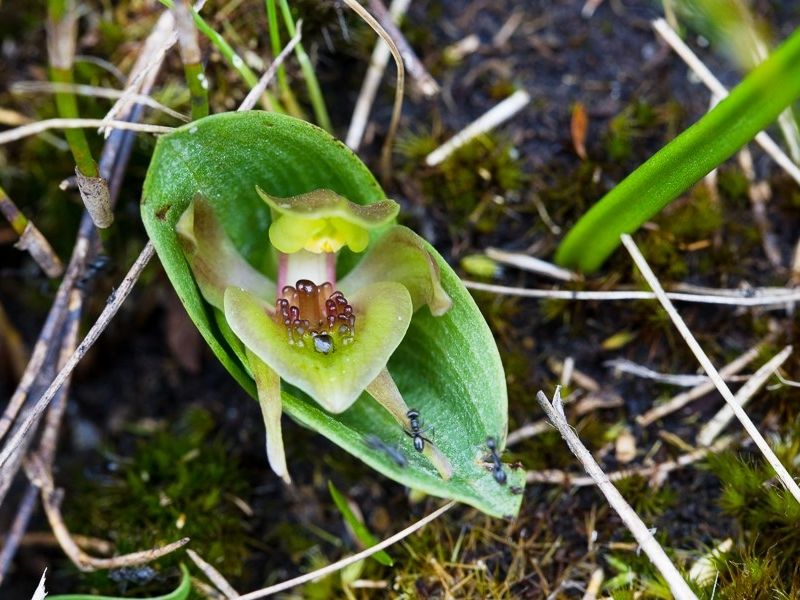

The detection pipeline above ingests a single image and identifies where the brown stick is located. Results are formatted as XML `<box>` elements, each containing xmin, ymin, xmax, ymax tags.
<box><xmin>0</xmin><ymin>186</ymin><xmax>63</xmax><ymax>278</ymax></box>
<box><xmin>0</xmin><ymin>242</ymin><xmax>155</xmax><ymax>472</ymax></box>
<box><xmin>366</xmin><ymin>0</ymin><xmax>439</xmax><ymax>97</ymax></box>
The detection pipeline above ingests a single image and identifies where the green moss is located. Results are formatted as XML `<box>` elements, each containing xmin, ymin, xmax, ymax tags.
<box><xmin>705</xmin><ymin>437</ymin><xmax>800</xmax><ymax>588</ymax></box>
<box><xmin>397</xmin><ymin>131</ymin><xmax>524</xmax><ymax>233</ymax></box>
<box><xmin>63</xmin><ymin>407</ymin><xmax>250</xmax><ymax>597</ymax></box>
<box><xmin>604</xmin><ymin>101</ymin><xmax>659</xmax><ymax>162</ymax></box>
<box><xmin>615</xmin><ymin>476</ymin><xmax>677</xmax><ymax>519</ymax></box>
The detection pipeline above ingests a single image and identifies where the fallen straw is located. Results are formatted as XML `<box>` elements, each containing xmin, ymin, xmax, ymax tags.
<box><xmin>425</xmin><ymin>90</ymin><xmax>530</xmax><ymax>167</ymax></box>
<box><xmin>622</xmin><ymin>233</ymin><xmax>800</xmax><ymax>504</ymax></box>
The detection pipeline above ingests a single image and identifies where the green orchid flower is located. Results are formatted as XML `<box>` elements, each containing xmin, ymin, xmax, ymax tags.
<box><xmin>142</xmin><ymin>111</ymin><xmax>524</xmax><ymax>517</ymax></box>
<box><xmin>176</xmin><ymin>188</ymin><xmax>453</xmax><ymax>483</ymax></box>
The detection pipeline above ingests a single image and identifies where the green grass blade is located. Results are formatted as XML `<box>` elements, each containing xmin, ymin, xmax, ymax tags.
<box><xmin>158</xmin><ymin>0</ymin><xmax>281</xmax><ymax>112</ymax></box>
<box><xmin>555</xmin><ymin>26</ymin><xmax>800</xmax><ymax>272</ymax></box>
<box><xmin>328</xmin><ymin>480</ymin><xmax>394</xmax><ymax>566</ymax></box>
<box><xmin>277</xmin><ymin>0</ymin><xmax>333</xmax><ymax>132</ymax></box>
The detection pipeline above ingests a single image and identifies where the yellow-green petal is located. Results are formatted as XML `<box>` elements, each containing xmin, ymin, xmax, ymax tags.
<box><xmin>176</xmin><ymin>196</ymin><xmax>275</xmax><ymax>309</ymax></box>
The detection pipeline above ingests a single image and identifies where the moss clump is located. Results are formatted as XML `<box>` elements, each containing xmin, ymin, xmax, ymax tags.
<box><xmin>603</xmin><ymin>101</ymin><xmax>659</xmax><ymax>162</ymax></box>
<box><xmin>397</xmin><ymin>131</ymin><xmax>524</xmax><ymax>233</ymax></box>
<box><xmin>704</xmin><ymin>436</ymin><xmax>800</xmax><ymax>593</ymax></box>
<box><xmin>63</xmin><ymin>407</ymin><xmax>251</xmax><ymax>597</ymax></box>
<box><xmin>615</xmin><ymin>476</ymin><xmax>677</xmax><ymax>519</ymax></box>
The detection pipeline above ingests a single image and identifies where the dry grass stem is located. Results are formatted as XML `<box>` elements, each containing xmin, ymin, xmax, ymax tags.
<box><xmin>0</xmin><ymin>485</ymin><xmax>38</xmax><ymax>584</ymax></box>
<box><xmin>0</xmin><ymin>236</ymin><xmax>86</xmax><ymax>443</ymax></box>
<box><xmin>0</xmin><ymin>119</ymin><xmax>173</xmax><ymax>145</ymax></box>
<box><xmin>621</xmin><ymin>233</ymin><xmax>800</xmax><ymax>504</ymax></box>
<box><xmin>606</xmin><ymin>358</ymin><xmax>711</xmax><ymax>387</ymax></box>
<box><xmin>25</xmin><ymin>455</ymin><xmax>188</xmax><ymax>572</ymax></box>
<box><xmin>346</xmin><ymin>0</ymin><xmax>410</xmax><ymax>151</ymax></box>
<box><xmin>534</xmin><ymin>388</ymin><xmax>698</xmax><ymax>599</ymax></box>
<box><xmin>11</xmin><ymin>81</ymin><xmax>189</xmax><ymax>122</ymax></box>
<box><xmin>697</xmin><ymin>345</ymin><xmax>792</xmax><ymax>446</ymax></box>
<box><xmin>234</xmin><ymin>501</ymin><xmax>455</xmax><ymax>599</ymax></box>
<box><xmin>738</xmin><ymin>146</ymin><xmax>782</xmax><ymax>267</ymax></box>
<box><xmin>74</xmin><ymin>167</ymin><xmax>113</xmax><ymax>229</ymax></box>
<box><xmin>341</xmin><ymin>0</ymin><xmax>405</xmax><ymax>181</ymax></box>
<box><xmin>652</xmin><ymin>17</ymin><xmax>800</xmax><ymax>186</ymax></box>
<box><xmin>485</xmin><ymin>247</ymin><xmax>579</xmax><ymax>282</ymax></box>
<box><xmin>525</xmin><ymin>435</ymin><xmax>733</xmax><ymax>487</ymax></box>
<box><xmin>367</xmin><ymin>0</ymin><xmax>439</xmax><ymax>96</ymax></box>
<box><xmin>463</xmin><ymin>279</ymin><xmax>800</xmax><ymax>308</ymax></box>
<box><xmin>425</xmin><ymin>90</ymin><xmax>530</xmax><ymax>167</ymax></box>
<box><xmin>0</xmin><ymin>242</ymin><xmax>155</xmax><ymax>473</ymax></box>
<box><xmin>238</xmin><ymin>23</ymin><xmax>303</xmax><ymax>113</ymax></box>
<box><xmin>187</xmin><ymin>549</ymin><xmax>239</xmax><ymax>599</ymax></box>
<box><xmin>0</xmin><ymin>187</ymin><xmax>64</xmax><ymax>277</ymax></box>
<box><xmin>100</xmin><ymin>9</ymin><xmax>177</xmax><ymax>136</ymax></box>
<box><xmin>637</xmin><ymin>335</ymin><xmax>773</xmax><ymax>426</ymax></box>
<box><xmin>581</xmin><ymin>567</ymin><xmax>604</xmax><ymax>600</ymax></box>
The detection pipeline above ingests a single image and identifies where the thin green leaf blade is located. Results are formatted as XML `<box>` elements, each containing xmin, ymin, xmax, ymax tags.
<box><xmin>556</xmin><ymin>26</ymin><xmax>800</xmax><ymax>272</ymax></box>
<box><xmin>328</xmin><ymin>480</ymin><xmax>394</xmax><ymax>566</ymax></box>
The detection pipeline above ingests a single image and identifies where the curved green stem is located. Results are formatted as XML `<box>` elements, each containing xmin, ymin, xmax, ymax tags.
<box><xmin>555</xmin><ymin>26</ymin><xmax>800</xmax><ymax>272</ymax></box>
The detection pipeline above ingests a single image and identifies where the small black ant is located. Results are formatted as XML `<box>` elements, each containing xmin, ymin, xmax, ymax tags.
<box><xmin>77</xmin><ymin>254</ymin><xmax>111</xmax><ymax>290</ymax></box>
<box><xmin>364</xmin><ymin>434</ymin><xmax>407</xmax><ymax>467</ymax></box>
<box><xmin>109</xmin><ymin>566</ymin><xmax>158</xmax><ymax>592</ymax></box>
<box><xmin>486</xmin><ymin>436</ymin><xmax>507</xmax><ymax>485</ymax></box>
<box><xmin>405</xmin><ymin>408</ymin><xmax>432</xmax><ymax>452</ymax></box>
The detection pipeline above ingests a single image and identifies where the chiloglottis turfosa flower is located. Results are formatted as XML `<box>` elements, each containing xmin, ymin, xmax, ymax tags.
<box><xmin>176</xmin><ymin>187</ymin><xmax>454</xmax><ymax>483</ymax></box>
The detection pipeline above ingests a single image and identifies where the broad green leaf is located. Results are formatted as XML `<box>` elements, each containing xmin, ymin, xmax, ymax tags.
<box><xmin>328</xmin><ymin>480</ymin><xmax>394</xmax><ymax>566</ymax></box>
<box><xmin>141</xmin><ymin>111</ymin><xmax>524</xmax><ymax>517</ymax></box>
<box><xmin>556</xmin><ymin>26</ymin><xmax>800</xmax><ymax>272</ymax></box>
<box><xmin>48</xmin><ymin>565</ymin><xmax>190</xmax><ymax>600</ymax></box>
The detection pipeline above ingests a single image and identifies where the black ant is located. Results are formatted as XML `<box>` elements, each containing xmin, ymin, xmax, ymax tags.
<box><xmin>405</xmin><ymin>408</ymin><xmax>432</xmax><ymax>452</ymax></box>
<box><xmin>364</xmin><ymin>434</ymin><xmax>407</xmax><ymax>468</ymax></box>
<box><xmin>77</xmin><ymin>254</ymin><xmax>111</xmax><ymax>290</ymax></box>
<box><xmin>486</xmin><ymin>436</ymin><xmax>507</xmax><ymax>485</ymax></box>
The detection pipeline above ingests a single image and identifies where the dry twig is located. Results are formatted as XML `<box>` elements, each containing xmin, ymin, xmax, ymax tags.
<box><xmin>534</xmin><ymin>388</ymin><xmax>697</xmax><ymax>599</ymax></box>
<box><xmin>346</xmin><ymin>0</ymin><xmax>410</xmax><ymax>151</ymax></box>
<box><xmin>238</xmin><ymin>24</ymin><xmax>303</xmax><ymax>113</ymax></box>
<box><xmin>187</xmin><ymin>549</ymin><xmax>239</xmax><ymax>599</ymax></box>
<box><xmin>463</xmin><ymin>279</ymin><xmax>800</xmax><ymax>308</ymax></box>
<box><xmin>0</xmin><ymin>119</ymin><xmax>173</xmax><ymax>145</ymax></box>
<box><xmin>526</xmin><ymin>435</ymin><xmax>733</xmax><ymax>487</ymax></box>
<box><xmin>485</xmin><ymin>247</ymin><xmax>579</xmax><ymax>282</ymax></box>
<box><xmin>697</xmin><ymin>345</ymin><xmax>792</xmax><ymax>446</ymax></box>
<box><xmin>341</xmin><ymin>0</ymin><xmax>404</xmax><ymax>181</ymax></box>
<box><xmin>622</xmin><ymin>233</ymin><xmax>800</xmax><ymax>504</ymax></box>
<box><xmin>0</xmin><ymin>186</ymin><xmax>63</xmax><ymax>278</ymax></box>
<box><xmin>367</xmin><ymin>0</ymin><xmax>438</xmax><ymax>96</ymax></box>
<box><xmin>425</xmin><ymin>90</ymin><xmax>530</xmax><ymax>167</ymax></box>
<box><xmin>636</xmin><ymin>335</ymin><xmax>773</xmax><ymax>426</ymax></box>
